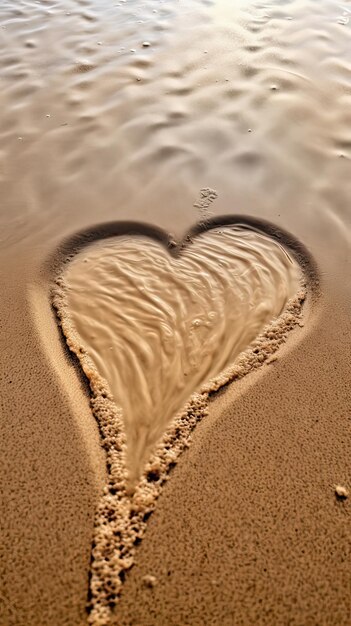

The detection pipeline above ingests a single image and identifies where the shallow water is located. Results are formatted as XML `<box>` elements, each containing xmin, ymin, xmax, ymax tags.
<box><xmin>1</xmin><ymin>0</ymin><xmax>350</xmax><ymax>270</ymax></box>
<box><xmin>63</xmin><ymin>227</ymin><xmax>300</xmax><ymax>480</ymax></box>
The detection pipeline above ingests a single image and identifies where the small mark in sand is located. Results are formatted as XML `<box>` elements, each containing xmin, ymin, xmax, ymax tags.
<box><xmin>142</xmin><ymin>574</ymin><xmax>157</xmax><ymax>588</ymax></box>
<box><xmin>335</xmin><ymin>485</ymin><xmax>349</xmax><ymax>500</ymax></box>
<box><xmin>75</xmin><ymin>60</ymin><xmax>96</xmax><ymax>73</ymax></box>
<box><xmin>266</xmin><ymin>355</ymin><xmax>278</xmax><ymax>365</ymax></box>
<box><xmin>193</xmin><ymin>187</ymin><xmax>218</xmax><ymax>210</ymax></box>
<box><xmin>193</xmin><ymin>188</ymin><xmax>218</xmax><ymax>226</ymax></box>
<box><xmin>168</xmin><ymin>235</ymin><xmax>177</xmax><ymax>249</ymax></box>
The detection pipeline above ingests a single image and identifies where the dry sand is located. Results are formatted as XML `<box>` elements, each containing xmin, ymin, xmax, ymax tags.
<box><xmin>1</xmin><ymin>0</ymin><xmax>351</xmax><ymax>625</ymax></box>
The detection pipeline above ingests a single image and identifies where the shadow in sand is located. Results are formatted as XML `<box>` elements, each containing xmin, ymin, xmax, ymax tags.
<box><xmin>46</xmin><ymin>215</ymin><xmax>319</xmax><ymax>289</ymax></box>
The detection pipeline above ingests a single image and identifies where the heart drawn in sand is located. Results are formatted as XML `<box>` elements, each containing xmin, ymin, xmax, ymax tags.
<box><xmin>52</xmin><ymin>218</ymin><xmax>309</xmax><ymax>625</ymax></box>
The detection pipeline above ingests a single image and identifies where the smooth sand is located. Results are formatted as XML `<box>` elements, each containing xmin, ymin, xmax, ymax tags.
<box><xmin>1</xmin><ymin>0</ymin><xmax>351</xmax><ymax>625</ymax></box>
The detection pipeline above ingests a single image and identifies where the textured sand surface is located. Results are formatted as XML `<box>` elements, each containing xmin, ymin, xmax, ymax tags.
<box><xmin>1</xmin><ymin>0</ymin><xmax>351</xmax><ymax>625</ymax></box>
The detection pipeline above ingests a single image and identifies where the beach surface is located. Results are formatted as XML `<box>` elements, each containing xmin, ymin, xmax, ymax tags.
<box><xmin>1</xmin><ymin>0</ymin><xmax>351</xmax><ymax>625</ymax></box>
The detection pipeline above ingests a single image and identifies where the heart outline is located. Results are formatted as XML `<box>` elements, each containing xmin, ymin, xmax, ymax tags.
<box><xmin>50</xmin><ymin>216</ymin><xmax>318</xmax><ymax>626</ymax></box>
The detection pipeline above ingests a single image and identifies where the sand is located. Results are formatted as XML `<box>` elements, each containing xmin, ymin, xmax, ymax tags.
<box><xmin>1</xmin><ymin>0</ymin><xmax>351</xmax><ymax>625</ymax></box>
<box><xmin>58</xmin><ymin>226</ymin><xmax>301</xmax><ymax>482</ymax></box>
<box><xmin>51</xmin><ymin>222</ymin><xmax>309</xmax><ymax>624</ymax></box>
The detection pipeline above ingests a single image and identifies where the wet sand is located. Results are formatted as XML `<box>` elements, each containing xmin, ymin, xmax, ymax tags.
<box><xmin>60</xmin><ymin>227</ymin><xmax>301</xmax><ymax>482</ymax></box>
<box><xmin>52</xmin><ymin>222</ymin><xmax>308</xmax><ymax>623</ymax></box>
<box><xmin>1</xmin><ymin>0</ymin><xmax>351</xmax><ymax>625</ymax></box>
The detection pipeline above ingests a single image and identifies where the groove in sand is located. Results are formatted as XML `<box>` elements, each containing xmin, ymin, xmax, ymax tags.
<box><xmin>52</xmin><ymin>220</ymin><xmax>311</xmax><ymax>625</ymax></box>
